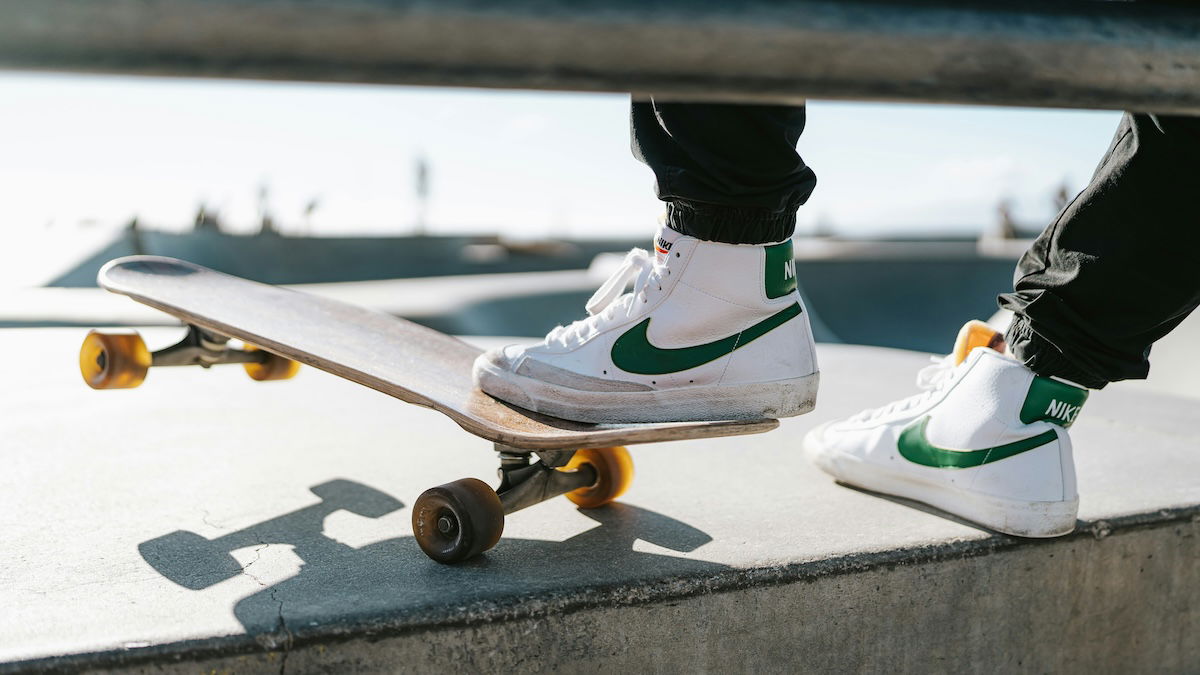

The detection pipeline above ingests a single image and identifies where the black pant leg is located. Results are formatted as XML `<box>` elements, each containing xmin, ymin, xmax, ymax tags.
<box><xmin>631</xmin><ymin>98</ymin><xmax>815</xmax><ymax>244</ymax></box>
<box><xmin>1000</xmin><ymin>113</ymin><xmax>1200</xmax><ymax>389</ymax></box>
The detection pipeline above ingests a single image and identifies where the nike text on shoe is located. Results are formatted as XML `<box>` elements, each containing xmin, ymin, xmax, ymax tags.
<box><xmin>803</xmin><ymin>321</ymin><xmax>1088</xmax><ymax>538</ymax></box>
<box><xmin>472</xmin><ymin>225</ymin><xmax>820</xmax><ymax>423</ymax></box>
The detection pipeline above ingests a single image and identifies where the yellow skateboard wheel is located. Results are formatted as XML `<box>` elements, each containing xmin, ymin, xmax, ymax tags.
<box><xmin>953</xmin><ymin>319</ymin><xmax>1006</xmax><ymax>365</ymax></box>
<box><xmin>79</xmin><ymin>330</ymin><xmax>151</xmax><ymax>390</ymax></box>
<box><xmin>242</xmin><ymin>345</ymin><xmax>300</xmax><ymax>381</ymax></box>
<box><xmin>562</xmin><ymin>446</ymin><xmax>634</xmax><ymax>508</ymax></box>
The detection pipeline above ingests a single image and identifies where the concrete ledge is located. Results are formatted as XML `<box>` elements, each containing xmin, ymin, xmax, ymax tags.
<box><xmin>2</xmin><ymin>329</ymin><xmax>1197</xmax><ymax>672</ymax></box>
<box><xmin>15</xmin><ymin>511</ymin><xmax>1199</xmax><ymax>673</ymax></box>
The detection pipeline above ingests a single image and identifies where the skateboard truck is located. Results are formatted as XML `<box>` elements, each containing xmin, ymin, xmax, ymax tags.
<box><xmin>411</xmin><ymin>443</ymin><xmax>632</xmax><ymax>564</ymax></box>
<box><xmin>150</xmin><ymin>325</ymin><xmax>265</xmax><ymax>368</ymax></box>
<box><xmin>494</xmin><ymin>447</ymin><xmax>597</xmax><ymax>514</ymax></box>
<box><xmin>80</xmin><ymin>325</ymin><xmax>300</xmax><ymax>390</ymax></box>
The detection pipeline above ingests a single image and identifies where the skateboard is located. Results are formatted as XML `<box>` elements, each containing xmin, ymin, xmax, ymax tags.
<box><xmin>81</xmin><ymin>256</ymin><xmax>778</xmax><ymax>563</ymax></box>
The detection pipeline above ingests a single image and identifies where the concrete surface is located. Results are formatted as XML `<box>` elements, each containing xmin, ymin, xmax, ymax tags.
<box><xmin>1</xmin><ymin>328</ymin><xmax>1197</xmax><ymax>673</ymax></box>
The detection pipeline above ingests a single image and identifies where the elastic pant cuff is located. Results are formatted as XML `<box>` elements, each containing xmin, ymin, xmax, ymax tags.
<box><xmin>1005</xmin><ymin>317</ymin><xmax>1107</xmax><ymax>390</ymax></box>
<box><xmin>665</xmin><ymin>200</ymin><xmax>796</xmax><ymax>244</ymax></box>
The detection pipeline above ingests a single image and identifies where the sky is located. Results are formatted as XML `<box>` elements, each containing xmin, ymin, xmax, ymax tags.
<box><xmin>2</xmin><ymin>72</ymin><xmax>1123</xmax><ymax>286</ymax></box>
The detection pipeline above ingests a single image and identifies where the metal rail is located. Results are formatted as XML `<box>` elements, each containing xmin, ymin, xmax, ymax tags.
<box><xmin>2</xmin><ymin>1</ymin><xmax>1199</xmax><ymax>112</ymax></box>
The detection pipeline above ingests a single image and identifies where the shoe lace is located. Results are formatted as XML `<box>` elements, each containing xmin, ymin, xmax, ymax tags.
<box><xmin>546</xmin><ymin>247</ymin><xmax>666</xmax><ymax>348</ymax></box>
<box><xmin>850</xmin><ymin>353</ymin><xmax>961</xmax><ymax>423</ymax></box>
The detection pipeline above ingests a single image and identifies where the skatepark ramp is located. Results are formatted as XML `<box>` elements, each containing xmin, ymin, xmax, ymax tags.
<box><xmin>1</xmin><ymin>329</ymin><xmax>1196</xmax><ymax>672</ymax></box>
<box><xmin>2</xmin><ymin>0</ymin><xmax>1200</xmax><ymax>112</ymax></box>
<box><xmin>43</xmin><ymin>227</ymin><xmax>646</xmax><ymax>288</ymax></box>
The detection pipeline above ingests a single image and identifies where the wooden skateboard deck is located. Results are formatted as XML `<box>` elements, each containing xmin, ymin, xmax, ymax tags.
<box><xmin>98</xmin><ymin>256</ymin><xmax>778</xmax><ymax>450</ymax></box>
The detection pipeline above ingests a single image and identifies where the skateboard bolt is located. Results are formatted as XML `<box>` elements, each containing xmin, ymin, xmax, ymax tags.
<box><xmin>437</xmin><ymin>515</ymin><xmax>457</xmax><ymax>535</ymax></box>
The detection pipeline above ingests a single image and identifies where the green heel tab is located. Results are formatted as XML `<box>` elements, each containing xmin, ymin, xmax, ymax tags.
<box><xmin>1019</xmin><ymin>376</ymin><xmax>1089</xmax><ymax>428</ymax></box>
<box><xmin>765</xmin><ymin>241</ymin><xmax>797</xmax><ymax>299</ymax></box>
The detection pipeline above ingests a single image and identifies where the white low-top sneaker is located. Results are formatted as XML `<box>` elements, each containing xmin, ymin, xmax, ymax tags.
<box><xmin>804</xmin><ymin>321</ymin><xmax>1089</xmax><ymax>538</ymax></box>
<box><xmin>473</xmin><ymin>225</ymin><xmax>820</xmax><ymax>423</ymax></box>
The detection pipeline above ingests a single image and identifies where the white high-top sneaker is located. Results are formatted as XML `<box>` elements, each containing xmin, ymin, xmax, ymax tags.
<box><xmin>804</xmin><ymin>321</ymin><xmax>1089</xmax><ymax>537</ymax></box>
<box><xmin>473</xmin><ymin>225</ymin><xmax>819</xmax><ymax>423</ymax></box>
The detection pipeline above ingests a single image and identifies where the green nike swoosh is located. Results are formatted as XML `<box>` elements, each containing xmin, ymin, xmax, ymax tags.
<box><xmin>610</xmin><ymin>303</ymin><xmax>802</xmax><ymax>375</ymax></box>
<box><xmin>897</xmin><ymin>416</ymin><xmax>1057</xmax><ymax>469</ymax></box>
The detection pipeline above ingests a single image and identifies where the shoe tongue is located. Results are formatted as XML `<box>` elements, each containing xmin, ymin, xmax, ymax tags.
<box><xmin>952</xmin><ymin>320</ymin><xmax>1007</xmax><ymax>365</ymax></box>
<box><xmin>653</xmin><ymin>225</ymin><xmax>683</xmax><ymax>264</ymax></box>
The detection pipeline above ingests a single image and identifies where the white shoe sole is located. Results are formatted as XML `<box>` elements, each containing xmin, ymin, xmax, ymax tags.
<box><xmin>476</xmin><ymin>359</ymin><xmax>819</xmax><ymax>423</ymax></box>
<box><xmin>803</xmin><ymin>428</ymin><xmax>1078</xmax><ymax>538</ymax></box>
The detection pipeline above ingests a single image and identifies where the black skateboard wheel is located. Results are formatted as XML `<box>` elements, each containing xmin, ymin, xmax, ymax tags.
<box><xmin>412</xmin><ymin>478</ymin><xmax>504</xmax><ymax>564</ymax></box>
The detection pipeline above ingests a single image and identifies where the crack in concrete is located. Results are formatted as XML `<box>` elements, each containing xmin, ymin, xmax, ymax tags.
<box><xmin>238</xmin><ymin>543</ymin><xmax>271</xmax><ymax>585</ymax></box>
<box><xmin>199</xmin><ymin>508</ymin><xmax>223</xmax><ymax>531</ymax></box>
<box><xmin>237</xmin><ymin>539</ymin><xmax>292</xmax><ymax>673</ymax></box>
<box><xmin>271</xmin><ymin>586</ymin><xmax>292</xmax><ymax>675</ymax></box>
